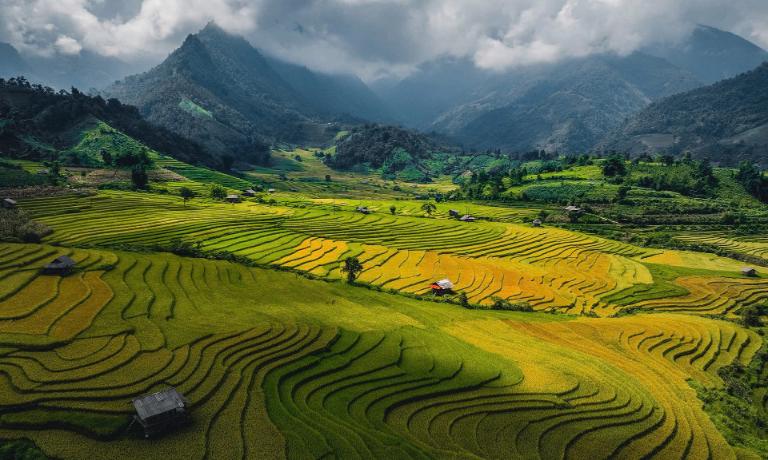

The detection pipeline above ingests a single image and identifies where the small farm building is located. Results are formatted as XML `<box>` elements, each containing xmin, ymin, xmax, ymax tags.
<box><xmin>242</xmin><ymin>189</ymin><xmax>257</xmax><ymax>197</ymax></box>
<box><xmin>267</xmin><ymin>188</ymin><xmax>276</xmax><ymax>193</ymax></box>
<box><xmin>226</xmin><ymin>194</ymin><xmax>241</xmax><ymax>203</ymax></box>
<box><xmin>37</xmin><ymin>169</ymin><xmax>49</xmax><ymax>175</ymax></box>
<box><xmin>564</xmin><ymin>206</ymin><xmax>582</xmax><ymax>213</ymax></box>
<box><xmin>449</xmin><ymin>209</ymin><xmax>460</xmax><ymax>218</ymax></box>
<box><xmin>431</xmin><ymin>278</ymin><xmax>454</xmax><ymax>295</ymax></box>
<box><xmin>132</xmin><ymin>388</ymin><xmax>189</xmax><ymax>438</ymax></box>
<box><xmin>460</xmin><ymin>215</ymin><xmax>476</xmax><ymax>222</ymax></box>
<box><xmin>2</xmin><ymin>198</ymin><xmax>17</xmax><ymax>209</ymax></box>
<box><xmin>742</xmin><ymin>267</ymin><xmax>758</xmax><ymax>277</ymax></box>
<box><xmin>532</xmin><ymin>218</ymin><xmax>542</xmax><ymax>227</ymax></box>
<box><xmin>356</xmin><ymin>206</ymin><xmax>371</xmax><ymax>214</ymax></box>
<box><xmin>43</xmin><ymin>256</ymin><xmax>75</xmax><ymax>276</ymax></box>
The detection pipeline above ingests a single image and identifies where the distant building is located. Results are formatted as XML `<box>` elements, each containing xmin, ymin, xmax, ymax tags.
<box><xmin>564</xmin><ymin>205</ymin><xmax>582</xmax><ymax>213</ymax></box>
<box><xmin>431</xmin><ymin>279</ymin><xmax>454</xmax><ymax>295</ymax></box>
<box><xmin>742</xmin><ymin>267</ymin><xmax>758</xmax><ymax>277</ymax></box>
<box><xmin>356</xmin><ymin>206</ymin><xmax>371</xmax><ymax>214</ymax></box>
<box><xmin>449</xmin><ymin>209</ymin><xmax>460</xmax><ymax>218</ymax></box>
<box><xmin>460</xmin><ymin>215</ymin><xmax>476</xmax><ymax>222</ymax></box>
<box><xmin>267</xmin><ymin>188</ymin><xmax>276</xmax><ymax>193</ymax></box>
<box><xmin>242</xmin><ymin>189</ymin><xmax>257</xmax><ymax>197</ymax></box>
<box><xmin>532</xmin><ymin>218</ymin><xmax>542</xmax><ymax>227</ymax></box>
<box><xmin>132</xmin><ymin>388</ymin><xmax>189</xmax><ymax>438</ymax></box>
<box><xmin>43</xmin><ymin>255</ymin><xmax>75</xmax><ymax>276</ymax></box>
<box><xmin>2</xmin><ymin>198</ymin><xmax>17</xmax><ymax>209</ymax></box>
<box><xmin>225</xmin><ymin>194</ymin><xmax>241</xmax><ymax>203</ymax></box>
<box><xmin>37</xmin><ymin>169</ymin><xmax>49</xmax><ymax>175</ymax></box>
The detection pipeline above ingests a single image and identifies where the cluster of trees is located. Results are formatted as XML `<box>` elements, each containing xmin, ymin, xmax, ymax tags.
<box><xmin>603</xmin><ymin>153</ymin><xmax>719</xmax><ymax>197</ymax></box>
<box><xmin>325</xmin><ymin>125</ymin><xmax>445</xmax><ymax>182</ymax></box>
<box><xmin>0</xmin><ymin>77</ymin><xmax>218</xmax><ymax>169</ymax></box>
<box><xmin>459</xmin><ymin>158</ymin><xmax>565</xmax><ymax>200</ymax></box>
<box><xmin>735</xmin><ymin>161</ymin><xmax>768</xmax><ymax>202</ymax></box>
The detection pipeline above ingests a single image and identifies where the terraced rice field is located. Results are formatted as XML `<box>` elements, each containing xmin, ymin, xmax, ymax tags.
<box><xmin>19</xmin><ymin>191</ymin><xmax>768</xmax><ymax>317</ymax></box>
<box><xmin>0</xmin><ymin>242</ymin><xmax>762</xmax><ymax>459</ymax></box>
<box><xmin>674</xmin><ymin>232</ymin><xmax>768</xmax><ymax>261</ymax></box>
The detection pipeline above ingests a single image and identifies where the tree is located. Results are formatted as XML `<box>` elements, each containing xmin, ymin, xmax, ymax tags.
<box><xmin>340</xmin><ymin>256</ymin><xmax>363</xmax><ymax>283</ymax></box>
<box><xmin>179</xmin><ymin>187</ymin><xmax>196</xmax><ymax>206</ymax></box>
<box><xmin>389</xmin><ymin>205</ymin><xmax>396</xmax><ymax>215</ymax></box>
<box><xmin>209</xmin><ymin>184</ymin><xmax>227</xmax><ymax>200</ymax></box>
<box><xmin>131</xmin><ymin>165</ymin><xmax>148</xmax><ymax>189</ymax></box>
<box><xmin>601</xmin><ymin>155</ymin><xmax>627</xmax><ymax>177</ymax></box>
<box><xmin>100</xmin><ymin>149</ymin><xmax>112</xmax><ymax>166</ymax></box>
<box><xmin>421</xmin><ymin>202</ymin><xmax>436</xmax><ymax>216</ymax></box>
<box><xmin>458</xmin><ymin>291</ymin><xmax>470</xmax><ymax>308</ymax></box>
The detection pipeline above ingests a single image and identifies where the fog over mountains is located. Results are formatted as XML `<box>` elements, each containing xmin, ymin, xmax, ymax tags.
<box><xmin>374</xmin><ymin>25</ymin><xmax>768</xmax><ymax>153</ymax></box>
<box><xmin>1</xmin><ymin>21</ymin><xmax>766</xmax><ymax>160</ymax></box>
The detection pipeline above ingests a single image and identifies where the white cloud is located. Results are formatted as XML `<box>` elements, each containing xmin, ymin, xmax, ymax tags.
<box><xmin>54</xmin><ymin>35</ymin><xmax>82</xmax><ymax>54</ymax></box>
<box><xmin>1</xmin><ymin>0</ymin><xmax>767</xmax><ymax>78</ymax></box>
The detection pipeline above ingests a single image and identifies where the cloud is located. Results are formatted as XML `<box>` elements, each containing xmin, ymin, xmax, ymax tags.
<box><xmin>1</xmin><ymin>0</ymin><xmax>767</xmax><ymax>79</ymax></box>
<box><xmin>54</xmin><ymin>35</ymin><xmax>82</xmax><ymax>54</ymax></box>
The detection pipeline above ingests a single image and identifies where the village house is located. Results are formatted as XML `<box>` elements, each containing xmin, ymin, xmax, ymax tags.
<box><xmin>449</xmin><ymin>209</ymin><xmax>460</xmax><ymax>218</ymax></box>
<box><xmin>532</xmin><ymin>218</ymin><xmax>542</xmax><ymax>227</ymax></box>
<box><xmin>564</xmin><ymin>205</ymin><xmax>582</xmax><ymax>213</ymax></box>
<box><xmin>430</xmin><ymin>279</ymin><xmax>454</xmax><ymax>295</ymax></box>
<box><xmin>2</xmin><ymin>198</ymin><xmax>17</xmax><ymax>209</ymax></box>
<box><xmin>356</xmin><ymin>206</ymin><xmax>372</xmax><ymax>214</ymax></box>
<box><xmin>242</xmin><ymin>189</ymin><xmax>257</xmax><ymax>197</ymax></box>
<box><xmin>225</xmin><ymin>194</ymin><xmax>241</xmax><ymax>203</ymax></box>
<box><xmin>742</xmin><ymin>267</ymin><xmax>758</xmax><ymax>277</ymax></box>
<box><xmin>43</xmin><ymin>256</ymin><xmax>75</xmax><ymax>276</ymax></box>
<box><xmin>132</xmin><ymin>388</ymin><xmax>189</xmax><ymax>438</ymax></box>
<box><xmin>459</xmin><ymin>215</ymin><xmax>476</xmax><ymax>222</ymax></box>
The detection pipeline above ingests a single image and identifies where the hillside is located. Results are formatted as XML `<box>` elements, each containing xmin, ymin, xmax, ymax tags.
<box><xmin>376</xmin><ymin>25</ymin><xmax>766</xmax><ymax>153</ymax></box>
<box><xmin>0</xmin><ymin>77</ymin><xmax>214</xmax><ymax>168</ymax></box>
<box><xmin>325</xmin><ymin>125</ymin><xmax>458</xmax><ymax>181</ymax></box>
<box><xmin>106</xmin><ymin>23</ymin><xmax>390</xmax><ymax>165</ymax></box>
<box><xmin>644</xmin><ymin>25</ymin><xmax>768</xmax><ymax>84</ymax></box>
<box><xmin>603</xmin><ymin>62</ymin><xmax>768</xmax><ymax>165</ymax></box>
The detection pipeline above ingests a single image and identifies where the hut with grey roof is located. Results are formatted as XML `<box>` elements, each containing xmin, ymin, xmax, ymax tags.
<box><xmin>2</xmin><ymin>198</ymin><xmax>17</xmax><ymax>209</ymax></box>
<box><xmin>42</xmin><ymin>255</ymin><xmax>75</xmax><ymax>276</ymax></box>
<box><xmin>132</xmin><ymin>388</ymin><xmax>189</xmax><ymax>438</ymax></box>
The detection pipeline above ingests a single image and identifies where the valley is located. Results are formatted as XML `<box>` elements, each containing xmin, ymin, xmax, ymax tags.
<box><xmin>2</xmin><ymin>11</ymin><xmax>768</xmax><ymax>460</ymax></box>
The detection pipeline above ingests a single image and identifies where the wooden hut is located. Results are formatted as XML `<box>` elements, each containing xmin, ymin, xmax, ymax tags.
<box><xmin>532</xmin><ymin>218</ymin><xmax>542</xmax><ymax>227</ymax></box>
<box><xmin>2</xmin><ymin>198</ymin><xmax>17</xmax><ymax>209</ymax></box>
<box><xmin>742</xmin><ymin>267</ymin><xmax>758</xmax><ymax>277</ymax></box>
<box><xmin>242</xmin><ymin>189</ymin><xmax>257</xmax><ymax>197</ymax></box>
<box><xmin>132</xmin><ymin>388</ymin><xmax>189</xmax><ymax>438</ymax></box>
<box><xmin>225</xmin><ymin>194</ymin><xmax>241</xmax><ymax>203</ymax></box>
<box><xmin>449</xmin><ymin>209</ymin><xmax>460</xmax><ymax>218</ymax></box>
<box><xmin>42</xmin><ymin>256</ymin><xmax>75</xmax><ymax>276</ymax></box>
<box><xmin>430</xmin><ymin>279</ymin><xmax>454</xmax><ymax>295</ymax></box>
<box><xmin>459</xmin><ymin>215</ymin><xmax>476</xmax><ymax>222</ymax></box>
<box><xmin>356</xmin><ymin>206</ymin><xmax>371</xmax><ymax>215</ymax></box>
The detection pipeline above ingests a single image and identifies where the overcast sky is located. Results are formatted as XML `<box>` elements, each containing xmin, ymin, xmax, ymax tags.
<box><xmin>2</xmin><ymin>0</ymin><xmax>767</xmax><ymax>80</ymax></box>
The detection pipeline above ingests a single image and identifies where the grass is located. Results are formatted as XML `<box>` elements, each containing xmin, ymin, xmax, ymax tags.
<box><xmin>3</xmin><ymin>150</ymin><xmax>768</xmax><ymax>458</ymax></box>
<box><xmin>0</xmin><ymin>242</ymin><xmax>759</xmax><ymax>459</ymax></box>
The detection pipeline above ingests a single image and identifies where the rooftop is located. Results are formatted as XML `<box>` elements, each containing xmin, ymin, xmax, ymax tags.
<box><xmin>133</xmin><ymin>388</ymin><xmax>186</xmax><ymax>421</ymax></box>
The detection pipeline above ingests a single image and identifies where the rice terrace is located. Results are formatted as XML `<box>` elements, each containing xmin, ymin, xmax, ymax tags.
<box><xmin>2</xmin><ymin>4</ymin><xmax>768</xmax><ymax>460</ymax></box>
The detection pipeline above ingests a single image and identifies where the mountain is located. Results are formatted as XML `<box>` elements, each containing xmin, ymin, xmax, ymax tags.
<box><xmin>0</xmin><ymin>77</ymin><xmax>214</xmax><ymax>168</ymax></box>
<box><xmin>106</xmin><ymin>23</ymin><xmax>390</xmax><ymax>165</ymax></box>
<box><xmin>376</xmin><ymin>25</ymin><xmax>766</xmax><ymax>153</ymax></box>
<box><xmin>643</xmin><ymin>25</ymin><xmax>768</xmax><ymax>84</ymax></box>
<box><xmin>602</xmin><ymin>62</ymin><xmax>768</xmax><ymax>166</ymax></box>
<box><xmin>0</xmin><ymin>42</ymin><xmax>137</xmax><ymax>91</ymax></box>
<box><xmin>378</xmin><ymin>52</ymin><xmax>702</xmax><ymax>153</ymax></box>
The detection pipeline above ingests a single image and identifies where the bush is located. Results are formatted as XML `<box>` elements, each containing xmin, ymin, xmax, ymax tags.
<box><xmin>490</xmin><ymin>297</ymin><xmax>533</xmax><ymax>312</ymax></box>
